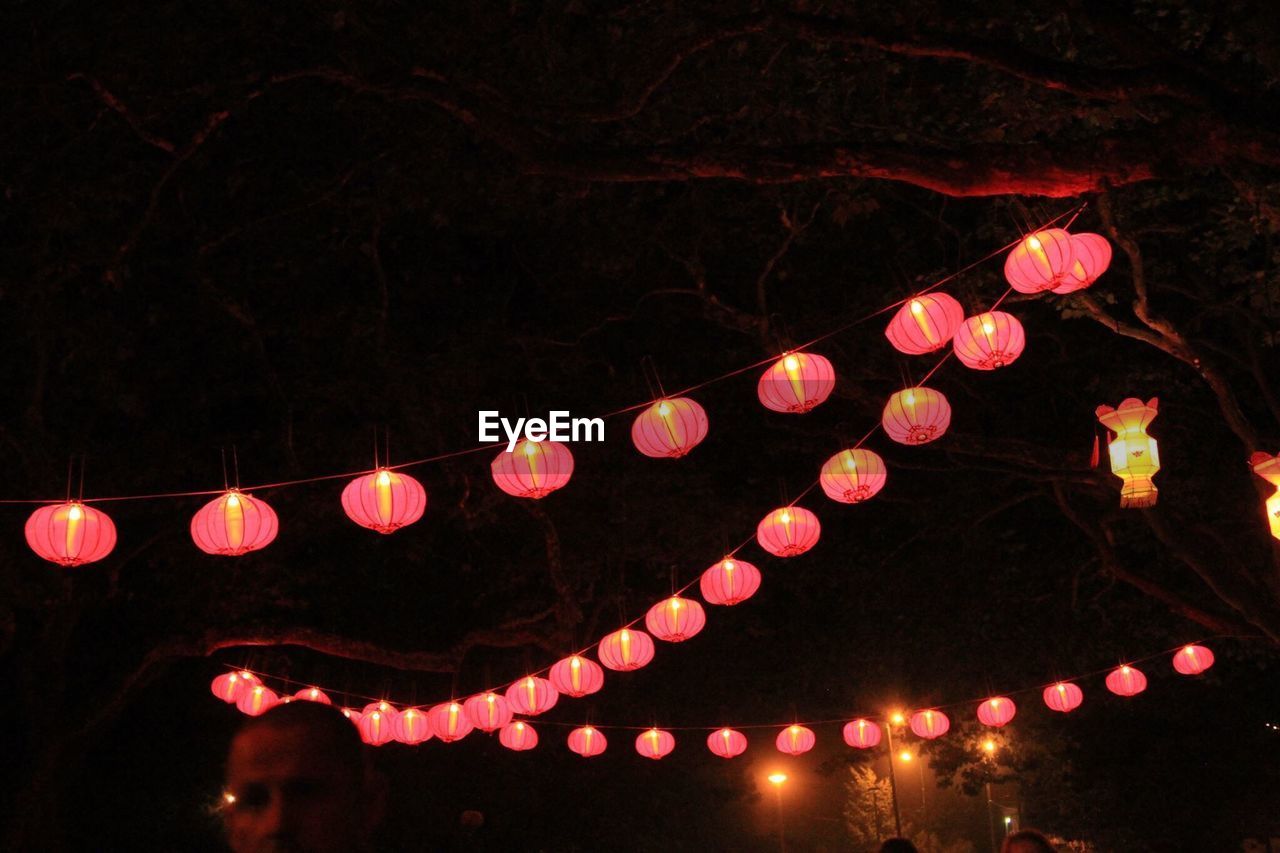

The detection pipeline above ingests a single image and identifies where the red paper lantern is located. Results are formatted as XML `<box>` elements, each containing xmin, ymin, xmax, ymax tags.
<box><xmin>427</xmin><ymin>701</ymin><xmax>474</xmax><ymax>742</ymax></box>
<box><xmin>341</xmin><ymin>468</ymin><xmax>427</xmax><ymax>534</ymax></box>
<box><xmin>25</xmin><ymin>501</ymin><xmax>117</xmax><ymax>567</ymax></box>
<box><xmin>490</xmin><ymin>439</ymin><xmax>574</xmax><ymax>499</ymax></box>
<box><xmin>952</xmin><ymin>311</ymin><xmax>1025</xmax><ymax>371</ymax></box>
<box><xmin>293</xmin><ymin>686</ymin><xmax>332</xmax><ymax>705</ymax></box>
<box><xmin>820</xmin><ymin>449</ymin><xmax>887</xmax><ymax>504</ymax></box>
<box><xmin>1004</xmin><ymin>229</ymin><xmax>1076</xmax><ymax>293</ymax></box>
<box><xmin>882</xmin><ymin>387</ymin><xmax>951</xmax><ymax>446</ymax></box>
<box><xmin>909</xmin><ymin>709</ymin><xmax>950</xmax><ymax>739</ymax></box>
<box><xmin>1105</xmin><ymin>665</ymin><xmax>1148</xmax><ymax>697</ymax></box>
<box><xmin>499</xmin><ymin>720</ymin><xmax>538</xmax><ymax>751</ymax></box>
<box><xmin>645</xmin><ymin>595</ymin><xmax>707</xmax><ymax>642</ymax></box>
<box><xmin>756</xmin><ymin>506</ymin><xmax>821</xmax><ymax>557</ymax></box>
<box><xmin>505</xmin><ymin>676</ymin><xmax>559</xmax><ymax>716</ymax></box>
<box><xmin>393</xmin><ymin>708</ymin><xmax>433</xmax><ymax>745</ymax></box>
<box><xmin>191</xmin><ymin>489</ymin><xmax>278</xmax><ymax>556</ymax></box>
<box><xmin>211</xmin><ymin>670</ymin><xmax>259</xmax><ymax>703</ymax></box>
<box><xmin>1173</xmin><ymin>644</ymin><xmax>1215</xmax><ymax>675</ymax></box>
<box><xmin>597</xmin><ymin>628</ymin><xmax>655</xmax><ymax>672</ymax></box>
<box><xmin>636</xmin><ymin>727</ymin><xmax>676</xmax><ymax>760</ymax></box>
<box><xmin>549</xmin><ymin>654</ymin><xmax>605</xmax><ymax>698</ymax></box>
<box><xmin>885</xmin><ymin>293</ymin><xmax>965</xmax><ymax>355</ymax></box>
<box><xmin>630</xmin><ymin>397</ymin><xmax>709</xmax><ymax>458</ymax></box>
<box><xmin>776</xmin><ymin>724</ymin><xmax>816</xmax><ymax>756</ymax></box>
<box><xmin>237</xmin><ymin>684</ymin><xmax>279</xmax><ymax>717</ymax></box>
<box><xmin>567</xmin><ymin>725</ymin><xmax>607</xmax><ymax>757</ymax></box>
<box><xmin>358</xmin><ymin>710</ymin><xmax>396</xmax><ymax>746</ymax></box>
<box><xmin>1043</xmin><ymin>681</ymin><xmax>1084</xmax><ymax>713</ymax></box>
<box><xmin>976</xmin><ymin>697</ymin><xmax>1016</xmax><ymax>728</ymax></box>
<box><xmin>757</xmin><ymin>352</ymin><xmax>836</xmax><ymax>413</ymax></box>
<box><xmin>465</xmin><ymin>691</ymin><xmax>514</xmax><ymax>732</ymax></box>
<box><xmin>700</xmin><ymin>557</ymin><xmax>762</xmax><ymax>606</ymax></box>
<box><xmin>1053</xmin><ymin>233</ymin><xmax>1112</xmax><ymax>294</ymax></box>
<box><xmin>843</xmin><ymin>719</ymin><xmax>882</xmax><ymax>749</ymax></box>
<box><xmin>707</xmin><ymin>727</ymin><xmax>748</xmax><ymax>759</ymax></box>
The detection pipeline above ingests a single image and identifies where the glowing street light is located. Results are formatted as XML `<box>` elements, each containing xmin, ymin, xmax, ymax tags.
<box><xmin>768</xmin><ymin>773</ymin><xmax>788</xmax><ymax>785</ymax></box>
<box><xmin>983</xmin><ymin>739</ymin><xmax>997</xmax><ymax>755</ymax></box>
<box><xmin>767</xmin><ymin>772</ymin><xmax>788</xmax><ymax>852</ymax></box>
<box><xmin>898</xmin><ymin>750</ymin><xmax>913</xmax><ymax>762</ymax></box>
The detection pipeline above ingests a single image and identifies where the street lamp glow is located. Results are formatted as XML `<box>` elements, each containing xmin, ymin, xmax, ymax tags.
<box><xmin>898</xmin><ymin>750</ymin><xmax>913</xmax><ymax>762</ymax></box>
<box><xmin>983</xmin><ymin>739</ymin><xmax>996</xmax><ymax>754</ymax></box>
<box><xmin>1004</xmin><ymin>816</ymin><xmax>1013</xmax><ymax>826</ymax></box>
<box><xmin>890</xmin><ymin>711</ymin><xmax>906</xmax><ymax>726</ymax></box>
<box><xmin>768</xmin><ymin>773</ymin><xmax>788</xmax><ymax>786</ymax></box>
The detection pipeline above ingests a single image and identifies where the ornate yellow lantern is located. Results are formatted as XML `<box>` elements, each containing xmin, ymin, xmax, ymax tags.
<box><xmin>1095</xmin><ymin>397</ymin><xmax>1160</xmax><ymax>508</ymax></box>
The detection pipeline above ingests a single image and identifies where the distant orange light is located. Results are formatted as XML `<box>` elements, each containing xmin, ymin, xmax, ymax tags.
<box><xmin>768</xmin><ymin>772</ymin><xmax>788</xmax><ymax>785</ymax></box>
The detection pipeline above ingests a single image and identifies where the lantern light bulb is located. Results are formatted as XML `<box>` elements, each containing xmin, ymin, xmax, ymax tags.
<box><xmin>1027</xmin><ymin>236</ymin><xmax>1042</xmax><ymax>250</ymax></box>
<box><xmin>783</xmin><ymin>355</ymin><xmax>800</xmax><ymax>371</ymax></box>
<box><xmin>68</xmin><ymin>504</ymin><xmax>83</xmax><ymax>521</ymax></box>
<box><xmin>910</xmin><ymin>300</ymin><xmax>924</xmax><ymax>315</ymax></box>
<box><xmin>377</xmin><ymin>470</ymin><xmax>391</xmax><ymax>486</ymax></box>
<box><xmin>657</xmin><ymin>402</ymin><xmax>671</xmax><ymax>416</ymax></box>
<box><xmin>523</xmin><ymin>442</ymin><xmax>537</xmax><ymax>456</ymax></box>
<box><xmin>227</xmin><ymin>493</ymin><xmax>240</xmax><ymax>508</ymax></box>
<box><xmin>982</xmin><ymin>322</ymin><xmax>995</xmax><ymax>334</ymax></box>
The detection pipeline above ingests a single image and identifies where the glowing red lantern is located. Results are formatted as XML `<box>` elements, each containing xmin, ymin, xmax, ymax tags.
<box><xmin>499</xmin><ymin>720</ymin><xmax>538</xmax><ymax>751</ymax></box>
<box><xmin>953</xmin><ymin>311</ymin><xmax>1025</xmax><ymax>370</ymax></box>
<box><xmin>630</xmin><ymin>397</ymin><xmax>709</xmax><ymax>458</ymax></box>
<box><xmin>465</xmin><ymin>691</ymin><xmax>514</xmax><ymax>732</ymax></box>
<box><xmin>190</xmin><ymin>489</ymin><xmax>278</xmax><ymax>556</ymax></box>
<box><xmin>909</xmin><ymin>709</ymin><xmax>950</xmax><ymax>739</ymax></box>
<box><xmin>567</xmin><ymin>725</ymin><xmax>607</xmax><ymax>757</ymax></box>
<box><xmin>358</xmin><ymin>710</ymin><xmax>396</xmax><ymax>746</ymax></box>
<box><xmin>776</xmin><ymin>724</ymin><xmax>816</xmax><ymax>755</ymax></box>
<box><xmin>340</xmin><ymin>708</ymin><xmax>363</xmax><ymax>725</ymax></box>
<box><xmin>820</xmin><ymin>449</ymin><xmax>887</xmax><ymax>504</ymax></box>
<box><xmin>700</xmin><ymin>557</ymin><xmax>762</xmax><ymax>606</ymax></box>
<box><xmin>757</xmin><ymin>352</ymin><xmax>836</xmax><ymax>413</ymax></box>
<box><xmin>490</xmin><ymin>439</ymin><xmax>574</xmax><ymax>499</ymax></box>
<box><xmin>237</xmin><ymin>684</ymin><xmax>279</xmax><ymax>717</ymax></box>
<box><xmin>549</xmin><ymin>654</ymin><xmax>605</xmax><ymax>698</ymax></box>
<box><xmin>427</xmin><ymin>701</ymin><xmax>474</xmax><ymax>742</ymax></box>
<box><xmin>25</xmin><ymin>501</ymin><xmax>117</xmax><ymax>567</ymax></box>
<box><xmin>636</xmin><ymin>727</ymin><xmax>676</xmax><ymax>760</ymax></box>
<box><xmin>505</xmin><ymin>676</ymin><xmax>559</xmax><ymax>716</ymax></box>
<box><xmin>707</xmin><ymin>727</ymin><xmax>748</xmax><ymax>759</ymax></box>
<box><xmin>394</xmin><ymin>708</ymin><xmax>433</xmax><ymax>745</ymax></box>
<box><xmin>293</xmin><ymin>687</ymin><xmax>332</xmax><ymax>705</ymax></box>
<box><xmin>597</xmin><ymin>628</ymin><xmax>655</xmax><ymax>672</ymax></box>
<box><xmin>1043</xmin><ymin>681</ymin><xmax>1084</xmax><ymax>713</ymax></box>
<box><xmin>885</xmin><ymin>293</ymin><xmax>965</xmax><ymax>355</ymax></box>
<box><xmin>1053</xmin><ymin>233</ymin><xmax>1112</xmax><ymax>294</ymax></box>
<box><xmin>211</xmin><ymin>670</ymin><xmax>259</xmax><ymax>703</ymax></box>
<box><xmin>882</xmin><ymin>387</ymin><xmax>951</xmax><ymax>446</ymax></box>
<box><xmin>1105</xmin><ymin>665</ymin><xmax>1148</xmax><ymax>697</ymax></box>
<box><xmin>843</xmin><ymin>719</ymin><xmax>882</xmax><ymax>749</ymax></box>
<box><xmin>1004</xmin><ymin>229</ymin><xmax>1076</xmax><ymax>293</ymax></box>
<box><xmin>756</xmin><ymin>506</ymin><xmax>821</xmax><ymax>557</ymax></box>
<box><xmin>341</xmin><ymin>468</ymin><xmax>426</xmax><ymax>534</ymax></box>
<box><xmin>1173</xmin><ymin>644</ymin><xmax>1214</xmax><ymax>675</ymax></box>
<box><xmin>645</xmin><ymin>595</ymin><xmax>706</xmax><ymax>642</ymax></box>
<box><xmin>976</xmin><ymin>697</ymin><xmax>1016</xmax><ymax>728</ymax></box>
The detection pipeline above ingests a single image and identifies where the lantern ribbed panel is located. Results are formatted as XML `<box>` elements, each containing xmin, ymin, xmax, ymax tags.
<box><xmin>645</xmin><ymin>596</ymin><xmax>707</xmax><ymax>642</ymax></box>
<box><xmin>341</xmin><ymin>468</ymin><xmax>427</xmax><ymax>533</ymax></box>
<box><xmin>1004</xmin><ymin>229</ymin><xmax>1076</xmax><ymax>293</ymax></box>
<box><xmin>236</xmin><ymin>685</ymin><xmax>279</xmax><ymax>717</ymax></box>
<box><xmin>499</xmin><ymin>721</ymin><xmax>538</xmax><ymax>751</ymax></box>
<box><xmin>25</xmin><ymin>502</ymin><xmax>117</xmax><ymax>567</ymax></box>
<box><xmin>757</xmin><ymin>353</ymin><xmax>836</xmax><ymax>413</ymax></box>
<box><xmin>976</xmin><ymin>697</ymin><xmax>1016</xmax><ymax>727</ymax></box>
<box><xmin>358</xmin><ymin>710</ymin><xmax>397</xmax><ymax>745</ymax></box>
<box><xmin>909</xmin><ymin>709</ymin><xmax>950</xmax><ymax>739</ymax></box>
<box><xmin>707</xmin><ymin>727</ymin><xmax>748</xmax><ymax>758</ymax></box>
<box><xmin>700</xmin><ymin>558</ymin><xmax>762</xmax><ymax>606</ymax></box>
<box><xmin>1096</xmin><ymin>398</ymin><xmax>1160</xmax><ymax>509</ymax></box>
<box><xmin>635</xmin><ymin>728</ymin><xmax>676</xmax><ymax>759</ymax></box>
<box><xmin>1043</xmin><ymin>682</ymin><xmax>1084</xmax><ymax>713</ymax></box>
<box><xmin>885</xmin><ymin>293</ymin><xmax>965</xmax><ymax>355</ymax></box>
<box><xmin>842</xmin><ymin>719</ymin><xmax>882</xmax><ymax>749</ymax></box>
<box><xmin>190</xmin><ymin>490</ymin><xmax>278</xmax><ymax>556</ymax></box>
<box><xmin>820</xmin><ymin>449</ymin><xmax>887</xmax><ymax>504</ymax></box>
<box><xmin>211</xmin><ymin>671</ymin><xmax>258</xmax><ymax>703</ymax></box>
<box><xmin>1053</xmin><ymin>233</ymin><xmax>1112</xmax><ymax>294</ymax></box>
<box><xmin>427</xmin><ymin>702</ymin><xmax>474</xmax><ymax>742</ymax></box>
<box><xmin>393</xmin><ymin>708</ymin><xmax>433</xmax><ymax>744</ymax></box>
<box><xmin>549</xmin><ymin>655</ymin><xmax>605</xmax><ymax>697</ymax></box>
<box><xmin>597</xmin><ymin>628</ymin><xmax>655</xmax><ymax>672</ymax></box>
<box><xmin>881</xmin><ymin>387</ymin><xmax>951</xmax><ymax>446</ymax></box>
<box><xmin>1173</xmin><ymin>644</ymin><xmax>1214</xmax><ymax>675</ymax></box>
<box><xmin>630</xmin><ymin>397</ymin><xmax>709</xmax><ymax>458</ymax></box>
<box><xmin>505</xmin><ymin>677</ymin><xmax>559</xmax><ymax>716</ymax></box>
<box><xmin>490</xmin><ymin>440</ymin><xmax>574</xmax><ymax>499</ymax></box>
<box><xmin>775</xmin><ymin>725</ymin><xmax>816</xmax><ymax>755</ymax></box>
<box><xmin>756</xmin><ymin>506</ymin><xmax>821</xmax><ymax>557</ymax></box>
<box><xmin>465</xmin><ymin>692</ymin><xmax>514</xmax><ymax>731</ymax></box>
<box><xmin>293</xmin><ymin>687</ymin><xmax>332</xmax><ymax>705</ymax></box>
<box><xmin>567</xmin><ymin>725</ymin><xmax>607</xmax><ymax>757</ymax></box>
<box><xmin>953</xmin><ymin>312</ymin><xmax>1026</xmax><ymax>371</ymax></box>
<box><xmin>1105</xmin><ymin>665</ymin><xmax>1148</xmax><ymax>697</ymax></box>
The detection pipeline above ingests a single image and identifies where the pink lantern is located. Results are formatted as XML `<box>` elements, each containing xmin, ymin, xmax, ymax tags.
<box><xmin>567</xmin><ymin>725</ymin><xmax>607</xmax><ymax>757</ymax></box>
<box><xmin>757</xmin><ymin>352</ymin><xmax>836</xmax><ymax>414</ymax></box>
<box><xmin>700</xmin><ymin>557</ymin><xmax>762</xmax><ymax>606</ymax></box>
<box><xmin>776</xmin><ymin>724</ymin><xmax>816</xmax><ymax>756</ymax></box>
<box><xmin>976</xmin><ymin>697</ymin><xmax>1016</xmax><ymax>728</ymax></box>
<box><xmin>630</xmin><ymin>397</ymin><xmax>709</xmax><ymax>458</ymax></box>
<box><xmin>340</xmin><ymin>708</ymin><xmax>364</xmax><ymax>725</ymax></box>
<box><xmin>490</xmin><ymin>439</ymin><xmax>574</xmax><ymax>499</ymax></box>
<box><xmin>645</xmin><ymin>595</ymin><xmax>707</xmax><ymax>642</ymax></box>
<box><xmin>237</xmin><ymin>684</ymin><xmax>279</xmax><ymax>717</ymax></box>
<box><xmin>909</xmin><ymin>709</ymin><xmax>950</xmax><ymax>739</ymax></box>
<box><xmin>756</xmin><ymin>506</ymin><xmax>821</xmax><ymax>557</ymax></box>
<box><xmin>427</xmin><ymin>701</ymin><xmax>474</xmax><ymax>742</ymax></box>
<box><xmin>465</xmin><ymin>691</ymin><xmax>514</xmax><ymax>732</ymax></box>
<box><xmin>191</xmin><ymin>489</ymin><xmax>278</xmax><ymax>556</ymax></box>
<box><xmin>211</xmin><ymin>670</ymin><xmax>259</xmax><ymax>704</ymax></box>
<box><xmin>293</xmin><ymin>687</ymin><xmax>332</xmax><ymax>705</ymax></box>
<box><xmin>597</xmin><ymin>628</ymin><xmax>655</xmax><ymax>672</ymax></box>
<box><xmin>358</xmin><ymin>710</ymin><xmax>396</xmax><ymax>746</ymax></box>
<box><xmin>1043</xmin><ymin>681</ymin><xmax>1084</xmax><ymax>713</ymax></box>
<box><xmin>1105</xmin><ymin>665</ymin><xmax>1148</xmax><ymax>697</ymax></box>
<box><xmin>1173</xmin><ymin>644</ymin><xmax>1215</xmax><ymax>675</ymax></box>
<box><xmin>393</xmin><ymin>708</ymin><xmax>433</xmax><ymax>745</ymax></box>
<box><xmin>952</xmin><ymin>311</ymin><xmax>1026</xmax><ymax>371</ymax></box>
<box><xmin>499</xmin><ymin>720</ymin><xmax>538</xmax><ymax>751</ymax></box>
<box><xmin>505</xmin><ymin>676</ymin><xmax>559</xmax><ymax>716</ymax></box>
<box><xmin>885</xmin><ymin>293</ymin><xmax>965</xmax><ymax>355</ymax></box>
<box><xmin>882</xmin><ymin>387</ymin><xmax>951</xmax><ymax>446</ymax></box>
<box><xmin>707</xmin><ymin>727</ymin><xmax>748</xmax><ymax>759</ymax></box>
<box><xmin>819</xmin><ymin>449</ymin><xmax>887</xmax><ymax>504</ymax></box>
<box><xmin>549</xmin><ymin>654</ymin><xmax>605</xmax><ymax>698</ymax></box>
<box><xmin>362</xmin><ymin>700</ymin><xmax>400</xmax><ymax>720</ymax></box>
<box><xmin>636</xmin><ymin>727</ymin><xmax>676</xmax><ymax>760</ymax></box>
<box><xmin>25</xmin><ymin>501</ymin><xmax>117</xmax><ymax>567</ymax></box>
<box><xmin>1004</xmin><ymin>229</ymin><xmax>1076</xmax><ymax>293</ymax></box>
<box><xmin>1054</xmin><ymin>233</ymin><xmax>1112</xmax><ymax>294</ymax></box>
<box><xmin>843</xmin><ymin>719</ymin><xmax>882</xmax><ymax>749</ymax></box>
<box><xmin>341</xmin><ymin>468</ymin><xmax>427</xmax><ymax>533</ymax></box>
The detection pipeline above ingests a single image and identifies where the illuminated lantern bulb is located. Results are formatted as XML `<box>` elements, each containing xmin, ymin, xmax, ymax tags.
<box><xmin>881</xmin><ymin>387</ymin><xmax>951</xmax><ymax>446</ymax></box>
<box><xmin>952</xmin><ymin>311</ymin><xmax>1026</xmax><ymax>371</ymax></box>
<box><xmin>1053</xmin><ymin>233</ymin><xmax>1112</xmax><ymax>294</ymax></box>
<box><xmin>549</xmin><ymin>654</ymin><xmax>605</xmax><ymax>698</ymax></box>
<box><xmin>1172</xmin><ymin>644</ymin><xmax>1215</xmax><ymax>676</ymax></box>
<box><xmin>340</xmin><ymin>708</ymin><xmax>364</xmax><ymax>725</ymax></box>
<box><xmin>630</xmin><ymin>397</ymin><xmax>709</xmax><ymax>458</ymax></box>
<box><xmin>490</xmin><ymin>439</ymin><xmax>574</xmax><ymax>499</ymax></box>
<box><xmin>499</xmin><ymin>720</ymin><xmax>538</xmax><ymax>751</ymax></box>
<box><xmin>393</xmin><ymin>708</ymin><xmax>433</xmax><ymax>745</ymax></box>
<box><xmin>1248</xmin><ymin>452</ymin><xmax>1280</xmax><ymax>541</ymax></box>
<box><xmin>976</xmin><ymin>697</ymin><xmax>1016</xmax><ymax>728</ymax></box>
<box><xmin>1042</xmin><ymin>681</ymin><xmax>1084</xmax><ymax>713</ymax></box>
<box><xmin>1105</xmin><ymin>665</ymin><xmax>1148</xmax><ymax>697</ymax></box>
<box><xmin>885</xmin><ymin>292</ymin><xmax>965</xmax><ymax>355</ymax></box>
<box><xmin>427</xmin><ymin>701</ymin><xmax>474</xmax><ymax>742</ymax></box>
<box><xmin>775</xmin><ymin>724</ymin><xmax>816</xmax><ymax>756</ymax></box>
<box><xmin>1004</xmin><ymin>229</ymin><xmax>1076</xmax><ymax>293</ymax></box>
<box><xmin>358</xmin><ymin>710</ymin><xmax>396</xmax><ymax>746</ymax></box>
<box><xmin>362</xmin><ymin>700</ymin><xmax>400</xmax><ymax>720</ymax></box>
<box><xmin>341</xmin><ymin>467</ymin><xmax>426</xmax><ymax>534</ymax></box>
<box><xmin>236</xmin><ymin>684</ymin><xmax>279</xmax><ymax>717</ymax></box>
<box><xmin>567</xmin><ymin>725</ymin><xmax>607</xmax><ymax>757</ymax></box>
<box><xmin>909</xmin><ymin>709</ymin><xmax>950</xmax><ymax>739</ymax></box>
<box><xmin>756</xmin><ymin>506</ymin><xmax>821</xmax><ymax>558</ymax></box>
<box><xmin>820</xmin><ymin>448</ymin><xmax>887</xmax><ymax>504</ymax></box>
<box><xmin>190</xmin><ymin>489</ymin><xmax>278</xmax><ymax>556</ymax></box>
<box><xmin>211</xmin><ymin>670</ymin><xmax>259</xmax><ymax>703</ymax></box>
<box><xmin>505</xmin><ymin>676</ymin><xmax>559</xmax><ymax>716</ymax></box>
<box><xmin>636</xmin><ymin>727</ymin><xmax>676</xmax><ymax>760</ymax></box>
<box><xmin>597</xmin><ymin>628</ymin><xmax>655</xmax><ymax>672</ymax></box>
<box><xmin>24</xmin><ymin>501</ymin><xmax>117</xmax><ymax>567</ymax></box>
<box><xmin>293</xmin><ymin>686</ymin><xmax>332</xmax><ymax>705</ymax></box>
<box><xmin>464</xmin><ymin>691</ymin><xmax>514</xmax><ymax>732</ymax></box>
<box><xmin>645</xmin><ymin>595</ymin><xmax>707</xmax><ymax>642</ymax></box>
<box><xmin>700</xmin><ymin>557</ymin><xmax>762</xmax><ymax>606</ymax></box>
<box><xmin>707</xmin><ymin>727</ymin><xmax>748</xmax><ymax>759</ymax></box>
<box><xmin>1096</xmin><ymin>397</ymin><xmax>1160</xmax><ymax>508</ymax></box>
<box><xmin>757</xmin><ymin>352</ymin><xmax>836</xmax><ymax>414</ymax></box>
<box><xmin>842</xmin><ymin>719</ymin><xmax>882</xmax><ymax>749</ymax></box>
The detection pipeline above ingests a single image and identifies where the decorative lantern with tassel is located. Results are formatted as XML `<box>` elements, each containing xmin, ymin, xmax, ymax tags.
<box><xmin>1096</xmin><ymin>398</ymin><xmax>1160</xmax><ymax>508</ymax></box>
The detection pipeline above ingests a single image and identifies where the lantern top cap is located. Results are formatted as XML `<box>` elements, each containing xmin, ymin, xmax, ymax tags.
<box><xmin>1249</xmin><ymin>451</ymin><xmax>1280</xmax><ymax>483</ymax></box>
<box><xmin>1095</xmin><ymin>397</ymin><xmax>1159</xmax><ymax>417</ymax></box>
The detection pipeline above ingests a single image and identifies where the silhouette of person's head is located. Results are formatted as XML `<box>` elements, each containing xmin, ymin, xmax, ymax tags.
<box><xmin>223</xmin><ymin>700</ymin><xmax>386</xmax><ymax>853</ymax></box>
<box><xmin>879</xmin><ymin>839</ymin><xmax>920</xmax><ymax>853</ymax></box>
<box><xmin>1001</xmin><ymin>829</ymin><xmax>1056</xmax><ymax>853</ymax></box>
